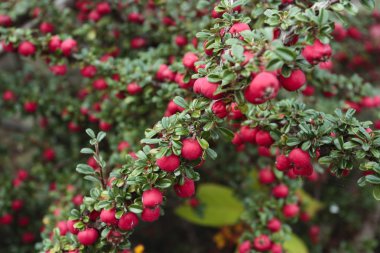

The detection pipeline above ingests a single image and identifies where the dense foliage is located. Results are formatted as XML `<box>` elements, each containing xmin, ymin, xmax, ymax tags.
<box><xmin>0</xmin><ymin>0</ymin><xmax>380</xmax><ymax>253</ymax></box>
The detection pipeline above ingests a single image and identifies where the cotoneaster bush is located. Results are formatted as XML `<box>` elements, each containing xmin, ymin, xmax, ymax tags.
<box><xmin>0</xmin><ymin>0</ymin><xmax>380</xmax><ymax>253</ymax></box>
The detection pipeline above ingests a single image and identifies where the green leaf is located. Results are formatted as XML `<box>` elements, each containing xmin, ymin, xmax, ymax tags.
<box><xmin>155</xmin><ymin>178</ymin><xmax>172</xmax><ymax>189</ymax></box>
<box><xmin>173</xmin><ymin>96</ymin><xmax>188</xmax><ymax>109</ymax></box>
<box><xmin>175</xmin><ymin>183</ymin><xmax>243</xmax><ymax>227</ymax></box>
<box><xmin>129</xmin><ymin>204</ymin><xmax>143</xmax><ymax>214</ymax></box>
<box><xmin>366</xmin><ymin>175</ymin><xmax>380</xmax><ymax>184</ymax></box>
<box><xmin>206</xmin><ymin>148</ymin><xmax>217</xmax><ymax>160</ymax></box>
<box><xmin>85</xmin><ymin>128</ymin><xmax>96</xmax><ymax>138</ymax></box>
<box><xmin>141</xmin><ymin>138</ymin><xmax>161</xmax><ymax>144</ymax></box>
<box><xmin>360</xmin><ymin>0</ymin><xmax>375</xmax><ymax>9</ymax></box>
<box><xmin>218</xmin><ymin>127</ymin><xmax>234</xmax><ymax>140</ymax></box>
<box><xmin>373</xmin><ymin>185</ymin><xmax>380</xmax><ymax>200</ymax></box>
<box><xmin>80</xmin><ymin>148</ymin><xmax>94</xmax><ymax>154</ymax></box>
<box><xmin>76</xmin><ymin>164</ymin><xmax>95</xmax><ymax>175</ymax></box>
<box><xmin>231</xmin><ymin>44</ymin><xmax>244</xmax><ymax>59</ymax></box>
<box><xmin>284</xmin><ymin>234</ymin><xmax>309</xmax><ymax>253</ymax></box>
<box><xmin>97</xmin><ymin>131</ymin><xmax>106</xmax><ymax>142</ymax></box>
<box><xmin>84</xmin><ymin>175</ymin><xmax>101</xmax><ymax>184</ymax></box>
<box><xmin>274</xmin><ymin>47</ymin><xmax>297</xmax><ymax>62</ymax></box>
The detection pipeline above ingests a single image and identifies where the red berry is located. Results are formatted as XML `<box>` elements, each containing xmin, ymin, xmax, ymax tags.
<box><xmin>288</xmin><ymin>148</ymin><xmax>311</xmax><ymax>169</ymax></box>
<box><xmin>96</xmin><ymin>2</ymin><xmax>111</xmax><ymax>15</ymax></box>
<box><xmin>181</xmin><ymin>138</ymin><xmax>203</xmax><ymax>160</ymax></box>
<box><xmin>244</xmin><ymin>72</ymin><xmax>279</xmax><ymax>104</ymax></box>
<box><xmin>77</xmin><ymin>228</ymin><xmax>99</xmax><ymax>245</ymax></box>
<box><xmin>279</xmin><ymin>70</ymin><xmax>306</xmax><ymax>91</ymax></box>
<box><xmin>99</xmin><ymin>121</ymin><xmax>112</xmax><ymax>132</ymax></box>
<box><xmin>48</xmin><ymin>35</ymin><xmax>61</xmax><ymax>52</ymax></box>
<box><xmin>255</xmin><ymin>130</ymin><xmax>274</xmax><ymax>147</ymax></box>
<box><xmin>302</xmin><ymin>40</ymin><xmax>332</xmax><ymax>64</ymax></box>
<box><xmin>142</xmin><ymin>188</ymin><xmax>163</xmax><ymax>208</ymax></box>
<box><xmin>229</xmin><ymin>23</ymin><xmax>251</xmax><ymax>35</ymax></box>
<box><xmin>117</xmin><ymin>141</ymin><xmax>130</xmax><ymax>152</ymax></box>
<box><xmin>126</xmin><ymin>82</ymin><xmax>143</xmax><ymax>95</ymax></box>
<box><xmin>302</xmin><ymin>85</ymin><xmax>315</xmax><ymax>96</ymax></box>
<box><xmin>3</xmin><ymin>90</ymin><xmax>16</xmax><ymax>102</ymax></box>
<box><xmin>0</xmin><ymin>15</ymin><xmax>12</xmax><ymax>27</ymax></box>
<box><xmin>239</xmin><ymin>240</ymin><xmax>252</xmax><ymax>253</ymax></box>
<box><xmin>100</xmin><ymin>208</ymin><xmax>118</xmax><ymax>225</ymax></box>
<box><xmin>81</xmin><ymin>65</ymin><xmax>97</xmax><ymax>78</ymax></box>
<box><xmin>93</xmin><ymin>78</ymin><xmax>108</xmax><ymax>90</ymax></box>
<box><xmin>39</xmin><ymin>22</ymin><xmax>54</xmax><ymax>34</ymax></box>
<box><xmin>203</xmin><ymin>41</ymin><xmax>213</xmax><ymax>56</ymax></box>
<box><xmin>141</xmin><ymin>207</ymin><xmax>160</xmax><ymax>222</ymax></box>
<box><xmin>267</xmin><ymin>218</ymin><xmax>282</xmax><ymax>232</ymax></box>
<box><xmin>282</xmin><ymin>203</ymin><xmax>300</xmax><ymax>218</ymax></box>
<box><xmin>11</xmin><ymin>199</ymin><xmax>23</xmax><ymax>211</ymax></box>
<box><xmin>239</xmin><ymin>126</ymin><xmax>258</xmax><ymax>143</ymax></box>
<box><xmin>130</xmin><ymin>37</ymin><xmax>146</xmax><ymax>49</ymax></box>
<box><xmin>118</xmin><ymin>212</ymin><xmax>139</xmax><ymax>231</ymax></box>
<box><xmin>18</xmin><ymin>41</ymin><xmax>36</xmax><ymax>56</ymax></box>
<box><xmin>271</xmin><ymin>243</ymin><xmax>283</xmax><ymax>253</ymax></box>
<box><xmin>43</xmin><ymin>148</ymin><xmax>56</xmax><ymax>161</ymax></box>
<box><xmin>0</xmin><ymin>213</ymin><xmax>13</xmax><ymax>225</ymax></box>
<box><xmin>67</xmin><ymin>220</ymin><xmax>79</xmax><ymax>235</ymax></box>
<box><xmin>272</xmin><ymin>184</ymin><xmax>289</xmax><ymax>198</ymax></box>
<box><xmin>193</xmin><ymin>77</ymin><xmax>221</xmax><ymax>100</ymax></box>
<box><xmin>22</xmin><ymin>232</ymin><xmax>35</xmax><ymax>244</ymax></box>
<box><xmin>175</xmin><ymin>35</ymin><xmax>188</xmax><ymax>47</ymax></box>
<box><xmin>128</xmin><ymin>12</ymin><xmax>144</xmax><ymax>24</ymax></box>
<box><xmin>253</xmin><ymin>234</ymin><xmax>272</xmax><ymax>251</ymax></box>
<box><xmin>182</xmin><ymin>52</ymin><xmax>198</xmax><ymax>70</ymax></box>
<box><xmin>61</xmin><ymin>38</ymin><xmax>77</xmax><ymax>56</ymax></box>
<box><xmin>58</xmin><ymin>221</ymin><xmax>68</xmax><ymax>236</ymax></box>
<box><xmin>211</xmin><ymin>100</ymin><xmax>228</xmax><ymax>118</ymax></box>
<box><xmin>174</xmin><ymin>177</ymin><xmax>195</xmax><ymax>198</ymax></box>
<box><xmin>49</xmin><ymin>64</ymin><xmax>67</xmax><ymax>76</ymax></box>
<box><xmin>156</xmin><ymin>154</ymin><xmax>180</xmax><ymax>172</ymax></box>
<box><xmin>24</xmin><ymin>101</ymin><xmax>38</xmax><ymax>113</ymax></box>
<box><xmin>259</xmin><ymin>168</ymin><xmax>276</xmax><ymax>184</ymax></box>
<box><xmin>275</xmin><ymin>155</ymin><xmax>291</xmax><ymax>171</ymax></box>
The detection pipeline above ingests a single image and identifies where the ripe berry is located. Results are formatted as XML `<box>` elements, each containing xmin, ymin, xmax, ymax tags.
<box><xmin>271</xmin><ymin>244</ymin><xmax>283</xmax><ymax>253</ymax></box>
<box><xmin>0</xmin><ymin>15</ymin><xmax>12</xmax><ymax>27</ymax></box>
<box><xmin>203</xmin><ymin>41</ymin><xmax>213</xmax><ymax>56</ymax></box>
<box><xmin>255</xmin><ymin>130</ymin><xmax>274</xmax><ymax>147</ymax></box>
<box><xmin>182</xmin><ymin>52</ymin><xmax>198</xmax><ymax>71</ymax></box>
<box><xmin>67</xmin><ymin>220</ymin><xmax>79</xmax><ymax>235</ymax></box>
<box><xmin>288</xmin><ymin>148</ymin><xmax>311</xmax><ymax>169</ymax></box>
<box><xmin>24</xmin><ymin>101</ymin><xmax>38</xmax><ymax>113</ymax></box>
<box><xmin>211</xmin><ymin>100</ymin><xmax>228</xmax><ymax>118</ymax></box>
<box><xmin>302</xmin><ymin>85</ymin><xmax>315</xmax><ymax>96</ymax></box>
<box><xmin>118</xmin><ymin>212</ymin><xmax>139</xmax><ymax>231</ymax></box>
<box><xmin>3</xmin><ymin>90</ymin><xmax>16</xmax><ymax>102</ymax></box>
<box><xmin>130</xmin><ymin>37</ymin><xmax>146</xmax><ymax>49</ymax></box>
<box><xmin>193</xmin><ymin>77</ymin><xmax>222</xmax><ymax>100</ymax></box>
<box><xmin>61</xmin><ymin>38</ymin><xmax>77</xmax><ymax>56</ymax></box>
<box><xmin>275</xmin><ymin>155</ymin><xmax>291</xmax><ymax>171</ymax></box>
<box><xmin>239</xmin><ymin>240</ymin><xmax>252</xmax><ymax>253</ymax></box>
<box><xmin>142</xmin><ymin>188</ymin><xmax>163</xmax><ymax>208</ymax></box>
<box><xmin>58</xmin><ymin>221</ymin><xmax>68</xmax><ymax>236</ymax></box>
<box><xmin>99</xmin><ymin>121</ymin><xmax>112</xmax><ymax>132</ymax></box>
<box><xmin>181</xmin><ymin>138</ymin><xmax>203</xmax><ymax>160</ymax></box>
<box><xmin>49</xmin><ymin>65</ymin><xmax>67</xmax><ymax>76</ymax></box>
<box><xmin>48</xmin><ymin>35</ymin><xmax>61</xmax><ymax>52</ymax></box>
<box><xmin>282</xmin><ymin>203</ymin><xmax>300</xmax><ymax>218</ymax></box>
<box><xmin>22</xmin><ymin>232</ymin><xmax>35</xmax><ymax>244</ymax></box>
<box><xmin>96</xmin><ymin>2</ymin><xmax>111</xmax><ymax>15</ymax></box>
<box><xmin>240</xmin><ymin>126</ymin><xmax>258</xmax><ymax>143</ymax></box>
<box><xmin>156</xmin><ymin>154</ymin><xmax>180</xmax><ymax>172</ymax></box>
<box><xmin>279</xmin><ymin>69</ymin><xmax>306</xmax><ymax>91</ymax></box>
<box><xmin>39</xmin><ymin>22</ymin><xmax>54</xmax><ymax>34</ymax></box>
<box><xmin>81</xmin><ymin>65</ymin><xmax>97</xmax><ymax>78</ymax></box>
<box><xmin>43</xmin><ymin>148</ymin><xmax>56</xmax><ymax>161</ymax></box>
<box><xmin>253</xmin><ymin>234</ymin><xmax>272</xmax><ymax>251</ymax></box>
<box><xmin>174</xmin><ymin>177</ymin><xmax>195</xmax><ymax>198</ymax></box>
<box><xmin>229</xmin><ymin>23</ymin><xmax>251</xmax><ymax>35</ymax></box>
<box><xmin>175</xmin><ymin>35</ymin><xmax>188</xmax><ymax>47</ymax></box>
<box><xmin>128</xmin><ymin>12</ymin><xmax>144</xmax><ymax>24</ymax></box>
<box><xmin>164</xmin><ymin>100</ymin><xmax>185</xmax><ymax>116</ymax></box>
<box><xmin>244</xmin><ymin>72</ymin><xmax>279</xmax><ymax>104</ymax></box>
<box><xmin>302</xmin><ymin>40</ymin><xmax>332</xmax><ymax>64</ymax></box>
<box><xmin>11</xmin><ymin>199</ymin><xmax>23</xmax><ymax>211</ymax></box>
<box><xmin>259</xmin><ymin>168</ymin><xmax>276</xmax><ymax>184</ymax></box>
<box><xmin>0</xmin><ymin>213</ymin><xmax>13</xmax><ymax>225</ymax></box>
<box><xmin>93</xmin><ymin>78</ymin><xmax>108</xmax><ymax>90</ymax></box>
<box><xmin>141</xmin><ymin>206</ymin><xmax>160</xmax><ymax>222</ymax></box>
<box><xmin>77</xmin><ymin>228</ymin><xmax>99</xmax><ymax>245</ymax></box>
<box><xmin>100</xmin><ymin>208</ymin><xmax>118</xmax><ymax>225</ymax></box>
<box><xmin>267</xmin><ymin>218</ymin><xmax>282</xmax><ymax>232</ymax></box>
<box><xmin>117</xmin><ymin>141</ymin><xmax>130</xmax><ymax>152</ymax></box>
<box><xmin>127</xmin><ymin>82</ymin><xmax>143</xmax><ymax>95</ymax></box>
<box><xmin>18</xmin><ymin>41</ymin><xmax>36</xmax><ymax>56</ymax></box>
<box><xmin>272</xmin><ymin>184</ymin><xmax>289</xmax><ymax>198</ymax></box>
